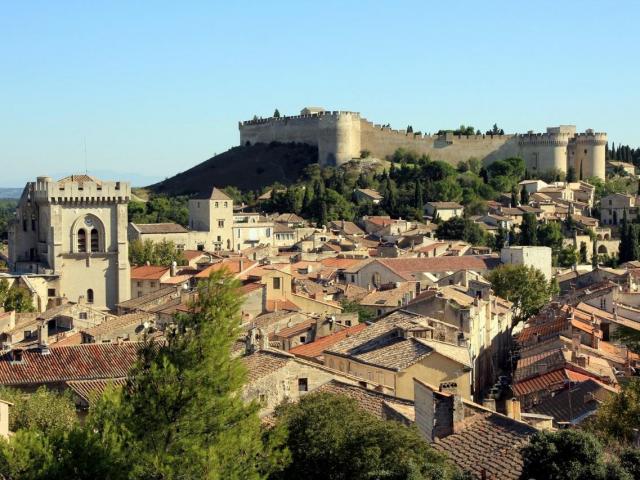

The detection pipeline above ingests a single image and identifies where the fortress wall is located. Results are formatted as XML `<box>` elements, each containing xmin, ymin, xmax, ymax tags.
<box><xmin>239</xmin><ymin>115</ymin><xmax>323</xmax><ymax>148</ymax></box>
<box><xmin>359</xmin><ymin>120</ymin><xmax>519</xmax><ymax>165</ymax></box>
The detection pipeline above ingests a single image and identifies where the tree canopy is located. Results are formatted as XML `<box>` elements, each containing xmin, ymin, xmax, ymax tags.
<box><xmin>272</xmin><ymin>392</ymin><xmax>459</xmax><ymax>480</ymax></box>
<box><xmin>487</xmin><ymin>264</ymin><xmax>552</xmax><ymax>325</ymax></box>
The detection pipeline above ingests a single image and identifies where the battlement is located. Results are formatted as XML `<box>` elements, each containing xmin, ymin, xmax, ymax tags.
<box><xmin>33</xmin><ymin>175</ymin><xmax>131</xmax><ymax>204</ymax></box>
<box><xmin>573</xmin><ymin>131</ymin><xmax>608</xmax><ymax>145</ymax></box>
<box><xmin>239</xmin><ymin>110</ymin><xmax>361</xmax><ymax>127</ymax></box>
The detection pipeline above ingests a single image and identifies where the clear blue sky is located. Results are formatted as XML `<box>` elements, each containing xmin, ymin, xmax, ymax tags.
<box><xmin>1</xmin><ymin>0</ymin><xmax>638</xmax><ymax>187</ymax></box>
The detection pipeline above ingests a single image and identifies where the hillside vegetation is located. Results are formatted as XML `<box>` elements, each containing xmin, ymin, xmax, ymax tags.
<box><xmin>148</xmin><ymin>142</ymin><xmax>318</xmax><ymax>196</ymax></box>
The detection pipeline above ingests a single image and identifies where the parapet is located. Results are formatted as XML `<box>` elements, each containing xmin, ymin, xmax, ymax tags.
<box><xmin>32</xmin><ymin>175</ymin><xmax>131</xmax><ymax>204</ymax></box>
<box><xmin>239</xmin><ymin>110</ymin><xmax>361</xmax><ymax>127</ymax></box>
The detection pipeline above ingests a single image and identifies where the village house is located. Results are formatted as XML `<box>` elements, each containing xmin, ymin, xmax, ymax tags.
<box><xmin>424</xmin><ymin>201</ymin><xmax>464</xmax><ymax>221</ymax></box>
<box><xmin>354</xmin><ymin>188</ymin><xmax>383</xmax><ymax>205</ymax></box>
<box><xmin>600</xmin><ymin>192</ymin><xmax>639</xmax><ymax>225</ymax></box>
<box><xmin>323</xmin><ymin>310</ymin><xmax>473</xmax><ymax>401</ymax></box>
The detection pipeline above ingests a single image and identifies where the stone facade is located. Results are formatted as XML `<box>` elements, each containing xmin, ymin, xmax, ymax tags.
<box><xmin>501</xmin><ymin>246</ymin><xmax>553</xmax><ymax>280</ymax></box>
<box><xmin>8</xmin><ymin>175</ymin><xmax>130</xmax><ymax>310</ymax></box>
<box><xmin>239</xmin><ymin>109</ymin><xmax>606</xmax><ymax>179</ymax></box>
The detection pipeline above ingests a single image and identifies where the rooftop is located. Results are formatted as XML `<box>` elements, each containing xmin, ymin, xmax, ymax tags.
<box><xmin>132</xmin><ymin>223</ymin><xmax>188</xmax><ymax>234</ymax></box>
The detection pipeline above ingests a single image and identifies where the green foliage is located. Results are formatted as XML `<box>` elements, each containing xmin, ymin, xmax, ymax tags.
<box><xmin>436</xmin><ymin>217</ymin><xmax>487</xmax><ymax>246</ymax></box>
<box><xmin>89</xmin><ymin>269</ymin><xmax>288</xmax><ymax>479</ymax></box>
<box><xmin>521</xmin><ymin>430</ymin><xmax>633</xmax><ymax>480</ymax></box>
<box><xmin>340</xmin><ymin>299</ymin><xmax>374</xmax><ymax>323</ymax></box>
<box><xmin>0</xmin><ymin>387</ymin><xmax>76</xmax><ymax>435</ymax></box>
<box><xmin>0</xmin><ymin>280</ymin><xmax>35</xmax><ymax>313</ymax></box>
<box><xmin>589</xmin><ymin>379</ymin><xmax>640</xmax><ymax>445</ymax></box>
<box><xmin>272</xmin><ymin>392</ymin><xmax>458</xmax><ymax>480</ymax></box>
<box><xmin>273</xmin><ymin>108</ymin><xmax>281</xmax><ymax>118</ymax></box>
<box><xmin>0</xmin><ymin>199</ymin><xmax>17</xmax><ymax>241</ymax></box>
<box><xmin>128</xmin><ymin>195</ymin><xmax>189</xmax><ymax>226</ymax></box>
<box><xmin>579</xmin><ymin>241</ymin><xmax>589</xmax><ymax>264</ymax></box>
<box><xmin>487</xmin><ymin>264</ymin><xmax>552</xmax><ymax>325</ymax></box>
<box><xmin>519</xmin><ymin>213</ymin><xmax>538</xmax><ymax>246</ymax></box>
<box><xmin>557</xmin><ymin>245</ymin><xmax>579</xmax><ymax>268</ymax></box>
<box><xmin>128</xmin><ymin>239</ymin><xmax>185</xmax><ymax>267</ymax></box>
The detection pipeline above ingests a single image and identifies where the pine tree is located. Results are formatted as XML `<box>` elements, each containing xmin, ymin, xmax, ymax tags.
<box><xmin>273</xmin><ymin>108</ymin><xmax>281</xmax><ymax>118</ymax></box>
<box><xmin>90</xmin><ymin>270</ymin><xmax>286</xmax><ymax>478</ymax></box>
<box><xmin>520</xmin><ymin>186</ymin><xmax>530</xmax><ymax>205</ymax></box>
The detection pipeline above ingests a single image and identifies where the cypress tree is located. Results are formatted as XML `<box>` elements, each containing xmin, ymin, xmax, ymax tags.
<box><xmin>579</xmin><ymin>241</ymin><xmax>588</xmax><ymax>264</ymax></box>
<box><xmin>579</xmin><ymin>160</ymin><xmax>583</xmax><ymax>181</ymax></box>
<box><xmin>520</xmin><ymin>213</ymin><xmax>538</xmax><ymax>246</ymax></box>
<box><xmin>520</xmin><ymin>185</ymin><xmax>530</xmax><ymax>205</ymax></box>
<box><xmin>619</xmin><ymin>209</ymin><xmax>630</xmax><ymax>262</ymax></box>
<box><xmin>511</xmin><ymin>187</ymin><xmax>518</xmax><ymax>208</ymax></box>
<box><xmin>382</xmin><ymin>178</ymin><xmax>398</xmax><ymax>216</ymax></box>
<box><xmin>592</xmin><ymin>241</ymin><xmax>598</xmax><ymax>268</ymax></box>
<box><xmin>273</xmin><ymin>108</ymin><xmax>281</xmax><ymax>118</ymax></box>
<box><xmin>414</xmin><ymin>180</ymin><xmax>424</xmax><ymax>212</ymax></box>
<box><xmin>319</xmin><ymin>200</ymin><xmax>328</xmax><ymax>227</ymax></box>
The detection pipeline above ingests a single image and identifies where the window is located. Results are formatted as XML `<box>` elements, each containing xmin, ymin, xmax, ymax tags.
<box><xmin>266</xmin><ymin>228</ymin><xmax>271</xmax><ymax>238</ymax></box>
<box><xmin>345</xmin><ymin>320</ymin><xmax>352</xmax><ymax>326</ymax></box>
<box><xmin>87</xmin><ymin>289</ymin><xmax>94</xmax><ymax>303</ymax></box>
<box><xmin>22</xmin><ymin>219</ymin><xmax>27</xmax><ymax>231</ymax></box>
<box><xmin>197</xmin><ymin>244</ymin><xmax>204</xmax><ymax>251</ymax></box>
<box><xmin>299</xmin><ymin>336</ymin><xmax>306</xmax><ymax>343</ymax></box>
<box><xmin>214</xmin><ymin>202</ymin><xmax>219</xmax><ymax>208</ymax></box>
<box><xmin>47</xmin><ymin>288</ymin><xmax>56</xmax><ymax>297</ymax></box>
<box><xmin>217</xmin><ymin>236</ymin><xmax>221</xmax><ymax>242</ymax></box>
<box><xmin>79</xmin><ymin>312</ymin><xmax>88</xmax><ymax>320</ymax></box>
<box><xmin>218</xmin><ymin>220</ymin><xmax>224</xmax><ymax>228</ymax></box>
<box><xmin>31</xmin><ymin>219</ymin><xmax>36</xmax><ymax>231</ymax></box>
<box><xmin>224</xmin><ymin>202</ymin><xmax>228</xmax><ymax>208</ymax></box>
<box><xmin>78</xmin><ymin>229</ymin><xmax>87</xmax><ymax>252</ymax></box>
<box><xmin>137</xmin><ymin>281</ymin><xmax>142</xmax><ymax>287</ymax></box>
<box><xmin>298</xmin><ymin>378</ymin><xmax>308</xmax><ymax>393</ymax></box>
<box><xmin>90</xmin><ymin>228</ymin><xmax>99</xmax><ymax>252</ymax></box>
<box><xmin>273</xmin><ymin>277</ymin><xmax>281</xmax><ymax>289</ymax></box>
<box><xmin>150</xmin><ymin>282</ymin><xmax>156</xmax><ymax>288</ymax></box>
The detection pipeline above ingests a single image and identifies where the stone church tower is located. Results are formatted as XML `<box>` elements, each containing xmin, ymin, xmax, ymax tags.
<box><xmin>8</xmin><ymin>175</ymin><xmax>131</xmax><ymax>310</ymax></box>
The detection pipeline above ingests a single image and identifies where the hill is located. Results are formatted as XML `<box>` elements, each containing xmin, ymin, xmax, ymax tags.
<box><xmin>148</xmin><ymin>142</ymin><xmax>318</xmax><ymax>196</ymax></box>
<box><xmin>0</xmin><ymin>188</ymin><xmax>22</xmax><ymax>199</ymax></box>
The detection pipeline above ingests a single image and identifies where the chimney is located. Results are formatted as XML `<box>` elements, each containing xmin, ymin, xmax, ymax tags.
<box><xmin>239</xmin><ymin>258</ymin><xmax>244</xmax><ymax>272</ymax></box>
<box><xmin>482</xmin><ymin>398</ymin><xmax>496</xmax><ymax>411</ymax></box>
<box><xmin>506</xmin><ymin>398</ymin><xmax>521</xmax><ymax>421</ymax></box>
<box><xmin>170</xmin><ymin>261</ymin><xmax>177</xmax><ymax>277</ymax></box>
<box><xmin>37</xmin><ymin>321</ymin><xmax>48</xmax><ymax>348</ymax></box>
<box><xmin>592</xmin><ymin>324</ymin><xmax>601</xmax><ymax>350</ymax></box>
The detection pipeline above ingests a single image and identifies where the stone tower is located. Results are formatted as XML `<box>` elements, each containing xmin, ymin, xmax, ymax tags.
<box><xmin>8</xmin><ymin>175</ymin><xmax>131</xmax><ymax>310</ymax></box>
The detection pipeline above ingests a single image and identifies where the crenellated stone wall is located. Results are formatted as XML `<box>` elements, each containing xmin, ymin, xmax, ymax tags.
<box><xmin>238</xmin><ymin>109</ymin><xmax>606</xmax><ymax>178</ymax></box>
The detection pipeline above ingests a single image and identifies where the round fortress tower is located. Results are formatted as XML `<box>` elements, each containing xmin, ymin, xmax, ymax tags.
<box><xmin>317</xmin><ymin>111</ymin><xmax>361</xmax><ymax>166</ymax></box>
<box><xmin>570</xmin><ymin>130</ymin><xmax>607</xmax><ymax>180</ymax></box>
<box><xmin>518</xmin><ymin>126</ymin><xmax>574</xmax><ymax>175</ymax></box>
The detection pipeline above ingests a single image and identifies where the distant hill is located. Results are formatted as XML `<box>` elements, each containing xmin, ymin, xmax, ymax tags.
<box><xmin>0</xmin><ymin>188</ymin><xmax>22</xmax><ymax>199</ymax></box>
<box><xmin>148</xmin><ymin>142</ymin><xmax>318</xmax><ymax>196</ymax></box>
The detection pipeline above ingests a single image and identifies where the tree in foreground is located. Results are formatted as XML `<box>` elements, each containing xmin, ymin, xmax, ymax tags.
<box><xmin>89</xmin><ymin>269</ymin><xmax>288</xmax><ymax>479</ymax></box>
<box><xmin>272</xmin><ymin>392</ymin><xmax>459</xmax><ymax>480</ymax></box>
<box><xmin>589</xmin><ymin>378</ymin><xmax>640</xmax><ymax>446</ymax></box>
<box><xmin>521</xmin><ymin>430</ymin><xmax>633</xmax><ymax>480</ymax></box>
<box><xmin>487</xmin><ymin>264</ymin><xmax>552</xmax><ymax>325</ymax></box>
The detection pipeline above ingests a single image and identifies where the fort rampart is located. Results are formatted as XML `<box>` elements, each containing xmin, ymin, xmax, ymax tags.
<box><xmin>238</xmin><ymin>109</ymin><xmax>606</xmax><ymax>179</ymax></box>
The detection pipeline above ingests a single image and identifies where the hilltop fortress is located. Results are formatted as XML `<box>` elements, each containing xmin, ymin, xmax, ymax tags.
<box><xmin>239</xmin><ymin>107</ymin><xmax>607</xmax><ymax>179</ymax></box>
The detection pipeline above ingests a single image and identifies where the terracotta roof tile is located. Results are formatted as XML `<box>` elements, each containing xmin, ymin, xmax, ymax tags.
<box><xmin>0</xmin><ymin>343</ymin><xmax>143</xmax><ymax>387</ymax></box>
<box><xmin>289</xmin><ymin>324</ymin><xmax>367</xmax><ymax>359</ymax></box>
<box><xmin>131</xmin><ymin>265</ymin><xmax>169</xmax><ymax>280</ymax></box>
<box><xmin>132</xmin><ymin>223</ymin><xmax>188</xmax><ymax>234</ymax></box>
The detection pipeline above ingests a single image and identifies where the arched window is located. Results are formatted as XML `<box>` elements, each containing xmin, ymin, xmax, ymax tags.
<box><xmin>87</xmin><ymin>289</ymin><xmax>94</xmax><ymax>303</ymax></box>
<box><xmin>78</xmin><ymin>229</ymin><xmax>87</xmax><ymax>253</ymax></box>
<box><xmin>90</xmin><ymin>228</ymin><xmax>99</xmax><ymax>252</ymax></box>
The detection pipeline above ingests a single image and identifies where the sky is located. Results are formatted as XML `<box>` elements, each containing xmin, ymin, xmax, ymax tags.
<box><xmin>1</xmin><ymin>0</ymin><xmax>639</xmax><ymax>187</ymax></box>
